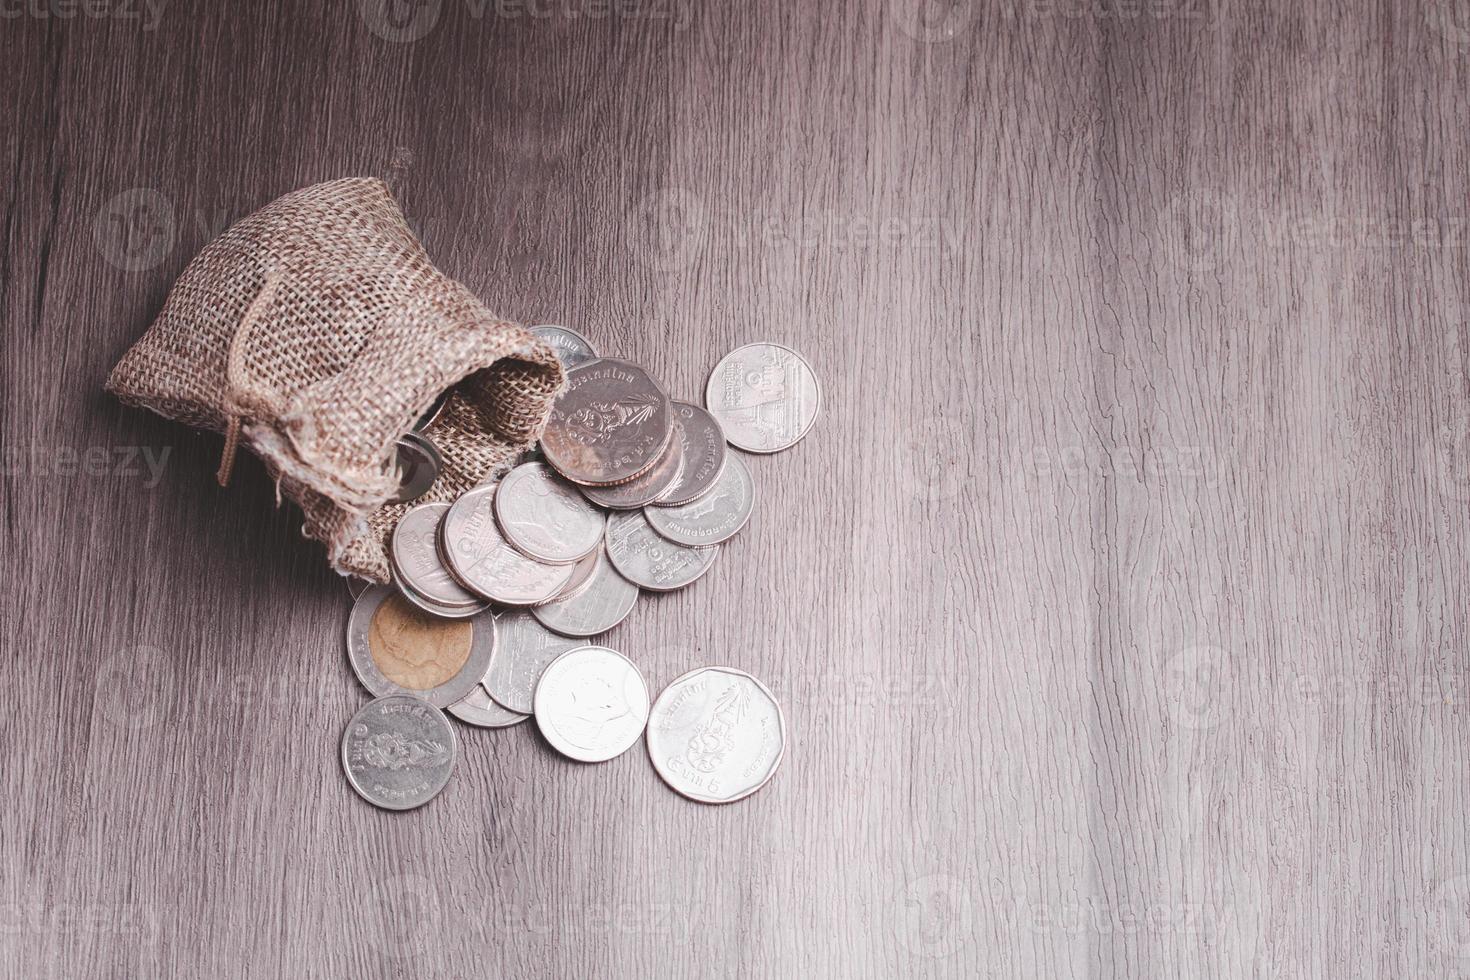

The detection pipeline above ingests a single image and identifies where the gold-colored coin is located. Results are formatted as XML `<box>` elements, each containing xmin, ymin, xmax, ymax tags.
<box><xmin>367</xmin><ymin>592</ymin><xmax>474</xmax><ymax>691</ymax></box>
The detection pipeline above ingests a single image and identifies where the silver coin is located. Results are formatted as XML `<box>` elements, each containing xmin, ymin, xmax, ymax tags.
<box><xmin>646</xmin><ymin>667</ymin><xmax>785</xmax><ymax>804</ymax></box>
<box><xmin>533</xmin><ymin>646</ymin><xmax>649</xmax><ymax>763</ymax></box>
<box><xmin>643</xmin><ymin>453</ymin><xmax>754</xmax><ymax>547</ymax></box>
<box><xmin>704</xmin><ymin>343</ymin><xmax>821</xmax><ymax>453</ymax></box>
<box><xmin>534</xmin><ymin>544</ymin><xmax>602</xmax><ymax>606</ymax></box>
<box><xmin>346</xmin><ymin>585</ymin><xmax>496</xmax><ymax>707</ymax></box>
<box><xmin>447</xmin><ymin>684</ymin><xmax>530</xmax><ymax>728</ymax></box>
<box><xmin>530</xmin><ymin>324</ymin><xmax>599</xmax><ymax>369</ymax></box>
<box><xmin>391</xmin><ymin>502</ymin><xmax>484</xmax><ymax>608</ymax></box>
<box><xmin>390</xmin><ymin>566</ymin><xmax>489</xmax><ymax>620</ymax></box>
<box><xmin>604</xmin><ymin>510</ymin><xmax>718</xmax><ymax>591</ymax></box>
<box><xmin>650</xmin><ymin>402</ymin><xmax>729</xmax><ymax>507</ymax></box>
<box><xmin>484</xmin><ymin>612</ymin><xmax>586</xmax><ymax>714</ymax></box>
<box><xmin>541</xmin><ymin>359</ymin><xmax>673</xmax><ymax>486</ymax></box>
<box><xmin>388</xmin><ymin>432</ymin><xmax>444</xmax><ymax>503</ymax></box>
<box><xmin>342</xmin><ymin>695</ymin><xmax>457</xmax><ymax>810</ymax></box>
<box><xmin>415</xmin><ymin>390</ymin><xmax>452</xmax><ymax>432</ymax></box>
<box><xmin>494</xmin><ymin>462</ymin><xmax>606</xmax><ymax>564</ymax></box>
<box><xmin>441</xmin><ymin>485</ymin><xmax>578</xmax><ymax>605</ymax></box>
<box><xmin>579</xmin><ymin>418</ymin><xmax>686</xmax><ymax>509</ymax></box>
<box><xmin>531</xmin><ymin>549</ymin><xmax>639</xmax><ymax>638</ymax></box>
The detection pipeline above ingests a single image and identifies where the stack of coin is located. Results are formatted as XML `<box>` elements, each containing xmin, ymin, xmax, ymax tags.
<box><xmin>340</xmin><ymin>326</ymin><xmax>818</xmax><ymax>811</ymax></box>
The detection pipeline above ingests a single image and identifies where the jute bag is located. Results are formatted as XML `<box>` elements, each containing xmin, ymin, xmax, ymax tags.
<box><xmin>106</xmin><ymin>177</ymin><xmax>565</xmax><ymax>583</ymax></box>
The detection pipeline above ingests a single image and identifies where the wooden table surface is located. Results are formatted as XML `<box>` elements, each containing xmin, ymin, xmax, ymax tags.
<box><xmin>5</xmin><ymin>2</ymin><xmax>1469</xmax><ymax>977</ymax></box>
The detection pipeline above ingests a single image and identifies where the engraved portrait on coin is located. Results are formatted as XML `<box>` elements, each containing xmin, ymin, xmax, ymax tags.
<box><xmin>533</xmin><ymin>646</ymin><xmax>650</xmax><ymax>763</ymax></box>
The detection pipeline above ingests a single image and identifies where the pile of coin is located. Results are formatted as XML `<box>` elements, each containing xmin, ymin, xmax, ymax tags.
<box><xmin>340</xmin><ymin>326</ymin><xmax>820</xmax><ymax>811</ymax></box>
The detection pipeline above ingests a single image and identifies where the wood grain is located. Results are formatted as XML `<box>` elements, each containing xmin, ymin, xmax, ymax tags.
<box><xmin>3</xmin><ymin>1</ymin><xmax>1469</xmax><ymax>977</ymax></box>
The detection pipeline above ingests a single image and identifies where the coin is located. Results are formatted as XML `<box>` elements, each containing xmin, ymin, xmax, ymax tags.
<box><xmin>535</xmin><ymin>545</ymin><xmax>602</xmax><ymax>606</ymax></box>
<box><xmin>646</xmin><ymin>667</ymin><xmax>785</xmax><ymax>804</ymax></box>
<box><xmin>493</xmin><ymin>462</ymin><xmax>606</xmax><ymax>564</ymax></box>
<box><xmin>483</xmin><ymin>612</ymin><xmax>586</xmax><ymax>714</ymax></box>
<box><xmin>341</xmin><ymin>695</ymin><xmax>457</xmax><ymax>810</ymax></box>
<box><xmin>579</xmin><ymin>418</ymin><xmax>686</xmax><ymax>509</ymax></box>
<box><xmin>643</xmin><ymin>453</ymin><xmax>754</xmax><ymax>547</ymax></box>
<box><xmin>441</xmin><ymin>485</ymin><xmax>578</xmax><ymax>605</ymax></box>
<box><xmin>391</xmin><ymin>566</ymin><xmax>489</xmax><ymax>620</ymax></box>
<box><xmin>415</xmin><ymin>391</ymin><xmax>452</xmax><ymax>432</ymax></box>
<box><xmin>540</xmin><ymin>359</ymin><xmax>673</xmax><ymax>486</ymax></box>
<box><xmin>447</xmin><ymin>684</ymin><xmax>530</xmax><ymax>728</ymax></box>
<box><xmin>388</xmin><ymin>432</ymin><xmax>444</xmax><ymax>503</ymax></box>
<box><xmin>705</xmin><ymin>343</ymin><xmax>821</xmax><ymax>453</ymax></box>
<box><xmin>530</xmin><ymin>324</ymin><xmax>599</xmax><ymax>369</ymax></box>
<box><xmin>391</xmin><ymin>502</ymin><xmax>484</xmax><ymax>608</ymax></box>
<box><xmin>531</xmin><ymin>549</ymin><xmax>639</xmax><ymax>637</ymax></box>
<box><xmin>533</xmin><ymin>646</ymin><xmax>649</xmax><ymax>763</ymax></box>
<box><xmin>346</xmin><ymin>585</ymin><xmax>496</xmax><ymax>707</ymax></box>
<box><xmin>345</xmin><ymin>576</ymin><xmax>370</xmax><ymax>601</ymax></box>
<box><xmin>604</xmin><ymin>510</ymin><xmax>718</xmax><ymax>591</ymax></box>
<box><xmin>649</xmin><ymin>402</ymin><xmax>728</xmax><ymax>507</ymax></box>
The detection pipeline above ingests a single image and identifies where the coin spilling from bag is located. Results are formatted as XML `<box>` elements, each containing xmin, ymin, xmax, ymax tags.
<box><xmin>340</xmin><ymin>329</ymin><xmax>817</xmax><ymax>810</ymax></box>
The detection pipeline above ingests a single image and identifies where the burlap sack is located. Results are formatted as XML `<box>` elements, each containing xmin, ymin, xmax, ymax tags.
<box><xmin>106</xmin><ymin>177</ymin><xmax>565</xmax><ymax>583</ymax></box>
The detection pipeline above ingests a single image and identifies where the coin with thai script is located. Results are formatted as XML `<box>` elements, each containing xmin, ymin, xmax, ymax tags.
<box><xmin>531</xmin><ymin>549</ymin><xmax>640</xmax><ymax>637</ymax></box>
<box><xmin>705</xmin><ymin>343</ymin><xmax>820</xmax><ymax>453</ymax></box>
<box><xmin>447</xmin><ymin>684</ymin><xmax>530</xmax><ymax>728</ymax></box>
<box><xmin>579</xmin><ymin>419</ymin><xmax>685</xmax><ymax>509</ymax></box>
<box><xmin>484</xmin><ymin>612</ymin><xmax>586</xmax><ymax>715</ymax></box>
<box><xmin>604</xmin><ymin>510</ymin><xmax>718</xmax><ymax>591</ymax></box>
<box><xmin>346</xmin><ymin>585</ymin><xmax>496</xmax><ymax>707</ymax></box>
<box><xmin>391</xmin><ymin>502</ymin><xmax>484</xmax><ymax>608</ymax></box>
<box><xmin>650</xmin><ymin>402</ymin><xmax>728</xmax><ymax>506</ymax></box>
<box><xmin>646</xmin><ymin>667</ymin><xmax>785</xmax><ymax>804</ymax></box>
<box><xmin>643</xmin><ymin>452</ymin><xmax>754</xmax><ymax>547</ymax></box>
<box><xmin>533</xmin><ymin>646</ymin><xmax>649</xmax><ymax>763</ymax></box>
<box><xmin>342</xmin><ymin>694</ymin><xmax>457</xmax><ymax>810</ymax></box>
<box><xmin>494</xmin><ymin>461</ymin><xmax>605</xmax><ymax>563</ymax></box>
<box><xmin>530</xmin><ymin>324</ymin><xmax>598</xmax><ymax>369</ymax></box>
<box><xmin>441</xmin><ymin>485</ymin><xmax>578</xmax><ymax>605</ymax></box>
<box><xmin>541</xmin><ymin>359</ymin><xmax>673</xmax><ymax>486</ymax></box>
<box><xmin>388</xmin><ymin>432</ymin><xmax>444</xmax><ymax>504</ymax></box>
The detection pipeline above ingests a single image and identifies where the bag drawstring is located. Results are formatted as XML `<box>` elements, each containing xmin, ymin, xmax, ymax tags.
<box><xmin>216</xmin><ymin>270</ymin><xmax>284</xmax><ymax>487</ymax></box>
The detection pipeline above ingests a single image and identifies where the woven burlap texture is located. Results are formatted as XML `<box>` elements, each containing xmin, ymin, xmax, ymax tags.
<box><xmin>106</xmin><ymin>177</ymin><xmax>565</xmax><ymax>583</ymax></box>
